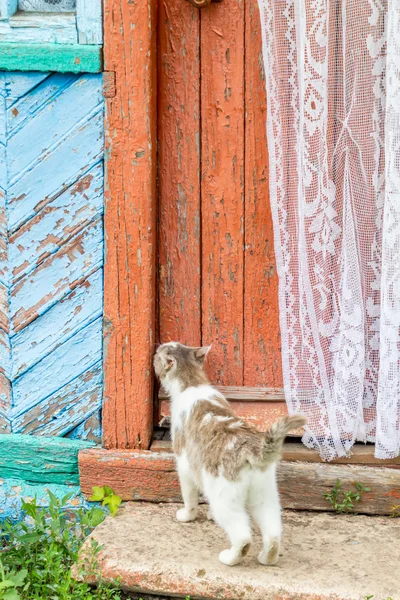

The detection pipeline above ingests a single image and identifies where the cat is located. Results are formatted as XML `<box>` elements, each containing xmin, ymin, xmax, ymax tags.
<box><xmin>153</xmin><ymin>341</ymin><xmax>306</xmax><ymax>567</ymax></box>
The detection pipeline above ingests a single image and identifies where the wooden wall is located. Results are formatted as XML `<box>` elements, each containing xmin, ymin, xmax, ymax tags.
<box><xmin>0</xmin><ymin>72</ymin><xmax>104</xmax><ymax>441</ymax></box>
<box><xmin>158</xmin><ymin>0</ymin><xmax>282</xmax><ymax>389</ymax></box>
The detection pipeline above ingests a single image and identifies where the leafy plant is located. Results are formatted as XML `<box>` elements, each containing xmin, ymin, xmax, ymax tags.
<box><xmin>89</xmin><ymin>486</ymin><xmax>122</xmax><ymax>517</ymax></box>
<box><xmin>323</xmin><ymin>480</ymin><xmax>370</xmax><ymax>513</ymax></box>
<box><xmin>0</xmin><ymin>560</ymin><xmax>27</xmax><ymax>600</ymax></box>
<box><xmin>390</xmin><ymin>504</ymin><xmax>400</xmax><ymax>518</ymax></box>
<box><xmin>0</xmin><ymin>491</ymin><xmax>122</xmax><ymax>599</ymax></box>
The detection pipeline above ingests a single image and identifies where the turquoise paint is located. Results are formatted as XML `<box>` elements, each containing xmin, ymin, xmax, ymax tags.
<box><xmin>0</xmin><ymin>434</ymin><xmax>94</xmax><ymax>485</ymax></box>
<box><xmin>0</xmin><ymin>72</ymin><xmax>104</xmax><ymax>441</ymax></box>
<box><xmin>0</xmin><ymin>44</ymin><xmax>102</xmax><ymax>74</ymax></box>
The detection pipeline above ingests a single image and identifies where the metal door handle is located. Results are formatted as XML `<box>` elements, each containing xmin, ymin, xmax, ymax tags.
<box><xmin>186</xmin><ymin>0</ymin><xmax>221</xmax><ymax>8</ymax></box>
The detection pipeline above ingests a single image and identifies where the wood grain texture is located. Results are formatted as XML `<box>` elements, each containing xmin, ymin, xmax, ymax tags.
<box><xmin>0</xmin><ymin>73</ymin><xmax>104</xmax><ymax>441</ymax></box>
<box><xmin>0</xmin><ymin>89</ymin><xmax>11</xmax><ymax>430</ymax></box>
<box><xmin>102</xmin><ymin>0</ymin><xmax>157</xmax><ymax>449</ymax></box>
<box><xmin>0</xmin><ymin>16</ymin><xmax>77</xmax><ymax>45</ymax></box>
<box><xmin>12</xmin><ymin>363</ymin><xmax>102</xmax><ymax>436</ymax></box>
<box><xmin>201</xmin><ymin>0</ymin><xmax>245</xmax><ymax>385</ymax></box>
<box><xmin>0</xmin><ymin>43</ymin><xmax>102</xmax><ymax>71</ymax></box>
<box><xmin>159</xmin><ymin>385</ymin><xmax>285</xmax><ymax>402</ymax></box>
<box><xmin>76</xmin><ymin>0</ymin><xmax>103</xmax><ymax>44</ymax></box>
<box><xmin>79</xmin><ymin>448</ymin><xmax>400</xmax><ymax>514</ymax></box>
<box><xmin>158</xmin><ymin>0</ymin><xmax>201</xmax><ymax>346</ymax></box>
<box><xmin>0</xmin><ymin>434</ymin><xmax>94</xmax><ymax>485</ymax></box>
<box><xmin>150</xmin><ymin>439</ymin><xmax>400</xmax><ymax>466</ymax></box>
<box><xmin>244</xmin><ymin>0</ymin><xmax>282</xmax><ymax>386</ymax></box>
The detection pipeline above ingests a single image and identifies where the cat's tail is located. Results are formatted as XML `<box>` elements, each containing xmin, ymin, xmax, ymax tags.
<box><xmin>261</xmin><ymin>414</ymin><xmax>306</xmax><ymax>463</ymax></box>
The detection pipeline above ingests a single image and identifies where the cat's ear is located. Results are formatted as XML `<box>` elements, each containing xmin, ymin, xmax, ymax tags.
<box><xmin>164</xmin><ymin>354</ymin><xmax>176</xmax><ymax>371</ymax></box>
<box><xmin>194</xmin><ymin>345</ymin><xmax>212</xmax><ymax>366</ymax></box>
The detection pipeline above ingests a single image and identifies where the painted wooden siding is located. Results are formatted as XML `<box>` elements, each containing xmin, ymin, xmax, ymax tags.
<box><xmin>0</xmin><ymin>71</ymin><xmax>104</xmax><ymax>442</ymax></box>
<box><xmin>158</xmin><ymin>0</ymin><xmax>281</xmax><ymax>388</ymax></box>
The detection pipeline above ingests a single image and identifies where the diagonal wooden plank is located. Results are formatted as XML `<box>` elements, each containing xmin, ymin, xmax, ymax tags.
<box><xmin>10</xmin><ymin>162</ymin><xmax>103</xmax><ymax>283</ymax></box>
<box><xmin>10</xmin><ymin>217</ymin><xmax>103</xmax><ymax>333</ymax></box>
<box><xmin>11</xmin><ymin>269</ymin><xmax>102</xmax><ymax>379</ymax></box>
<box><xmin>7</xmin><ymin>73</ymin><xmax>78</xmax><ymax>137</ymax></box>
<box><xmin>12</xmin><ymin>317</ymin><xmax>102</xmax><ymax>418</ymax></box>
<box><xmin>8</xmin><ymin>110</ymin><xmax>104</xmax><ymax>232</ymax></box>
<box><xmin>12</xmin><ymin>362</ymin><xmax>102</xmax><ymax>436</ymax></box>
<box><xmin>67</xmin><ymin>409</ymin><xmax>101</xmax><ymax>443</ymax></box>
<box><xmin>8</xmin><ymin>75</ymin><xmax>103</xmax><ymax>181</ymax></box>
<box><xmin>3</xmin><ymin>72</ymin><xmax>50</xmax><ymax>107</ymax></box>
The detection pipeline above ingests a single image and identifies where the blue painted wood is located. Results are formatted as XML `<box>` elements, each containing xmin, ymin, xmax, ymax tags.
<box><xmin>13</xmin><ymin>363</ymin><xmax>102</xmax><ymax>436</ymax></box>
<box><xmin>0</xmin><ymin>72</ymin><xmax>104</xmax><ymax>442</ymax></box>
<box><xmin>12</xmin><ymin>269</ymin><xmax>103</xmax><ymax>378</ymax></box>
<box><xmin>0</xmin><ymin>478</ymin><xmax>87</xmax><ymax>522</ymax></box>
<box><xmin>8</xmin><ymin>108</ymin><xmax>103</xmax><ymax>232</ymax></box>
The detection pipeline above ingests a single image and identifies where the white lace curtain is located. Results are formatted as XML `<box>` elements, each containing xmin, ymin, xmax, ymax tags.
<box><xmin>257</xmin><ymin>0</ymin><xmax>400</xmax><ymax>460</ymax></box>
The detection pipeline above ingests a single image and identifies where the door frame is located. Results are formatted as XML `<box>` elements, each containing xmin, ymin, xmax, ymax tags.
<box><xmin>101</xmin><ymin>0</ymin><xmax>157</xmax><ymax>450</ymax></box>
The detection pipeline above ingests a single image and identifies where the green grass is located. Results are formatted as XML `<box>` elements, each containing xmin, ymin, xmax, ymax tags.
<box><xmin>0</xmin><ymin>491</ymin><xmax>122</xmax><ymax>599</ymax></box>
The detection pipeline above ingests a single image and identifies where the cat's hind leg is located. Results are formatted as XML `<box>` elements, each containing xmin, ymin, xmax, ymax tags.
<box><xmin>203</xmin><ymin>471</ymin><xmax>252</xmax><ymax>566</ymax></box>
<box><xmin>248</xmin><ymin>466</ymin><xmax>282</xmax><ymax>566</ymax></box>
<box><xmin>176</xmin><ymin>452</ymin><xmax>198</xmax><ymax>522</ymax></box>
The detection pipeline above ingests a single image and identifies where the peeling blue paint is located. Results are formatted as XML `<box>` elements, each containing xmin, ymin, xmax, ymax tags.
<box><xmin>0</xmin><ymin>71</ymin><xmax>104</xmax><ymax>442</ymax></box>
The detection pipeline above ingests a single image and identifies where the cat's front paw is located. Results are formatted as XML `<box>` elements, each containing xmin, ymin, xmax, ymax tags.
<box><xmin>176</xmin><ymin>507</ymin><xmax>198</xmax><ymax>522</ymax></box>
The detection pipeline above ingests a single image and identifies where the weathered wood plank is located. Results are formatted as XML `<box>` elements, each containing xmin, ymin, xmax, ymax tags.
<box><xmin>10</xmin><ymin>164</ymin><xmax>103</xmax><ymax>283</ymax></box>
<box><xmin>1</xmin><ymin>434</ymin><xmax>94</xmax><ymax>485</ymax></box>
<box><xmin>150</xmin><ymin>439</ymin><xmax>400</xmax><ymax>466</ymax></box>
<box><xmin>11</xmin><ymin>217</ymin><xmax>103</xmax><ymax>332</ymax></box>
<box><xmin>6</xmin><ymin>73</ymin><xmax>77</xmax><ymax>137</ymax></box>
<box><xmin>12</xmin><ymin>362</ymin><xmax>102</xmax><ymax>436</ymax></box>
<box><xmin>201</xmin><ymin>0</ymin><xmax>245</xmax><ymax>385</ymax></box>
<box><xmin>158</xmin><ymin>0</ymin><xmax>201</xmax><ymax>347</ymax></box>
<box><xmin>0</xmin><ymin>16</ymin><xmax>78</xmax><ymax>45</ymax></box>
<box><xmin>0</xmin><ymin>43</ymin><xmax>103</xmax><ymax>71</ymax></box>
<box><xmin>0</xmin><ymin>73</ymin><xmax>104</xmax><ymax>441</ymax></box>
<box><xmin>12</xmin><ymin>317</ymin><xmax>102</xmax><ymax>418</ymax></box>
<box><xmin>79</xmin><ymin>448</ymin><xmax>400</xmax><ymax>514</ymax></box>
<box><xmin>12</xmin><ymin>269</ymin><xmax>102</xmax><ymax>379</ymax></box>
<box><xmin>8</xmin><ymin>76</ymin><xmax>103</xmax><ymax>181</ymax></box>
<box><xmin>102</xmin><ymin>0</ymin><xmax>156</xmax><ymax>449</ymax></box>
<box><xmin>2</xmin><ymin>73</ymin><xmax>49</xmax><ymax>107</ymax></box>
<box><xmin>159</xmin><ymin>385</ymin><xmax>285</xmax><ymax>402</ymax></box>
<box><xmin>76</xmin><ymin>0</ymin><xmax>102</xmax><ymax>44</ymax></box>
<box><xmin>67</xmin><ymin>409</ymin><xmax>101</xmax><ymax>443</ymax></box>
<box><xmin>8</xmin><ymin>110</ymin><xmax>103</xmax><ymax>232</ymax></box>
<box><xmin>0</xmin><ymin>371</ymin><xmax>11</xmax><ymax>427</ymax></box>
<box><xmin>244</xmin><ymin>0</ymin><xmax>282</xmax><ymax>387</ymax></box>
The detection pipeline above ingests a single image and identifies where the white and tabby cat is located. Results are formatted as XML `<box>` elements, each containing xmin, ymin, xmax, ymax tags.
<box><xmin>154</xmin><ymin>342</ymin><xmax>306</xmax><ymax>567</ymax></box>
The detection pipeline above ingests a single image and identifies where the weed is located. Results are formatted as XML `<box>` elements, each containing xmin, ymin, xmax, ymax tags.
<box><xmin>323</xmin><ymin>480</ymin><xmax>370</xmax><ymax>513</ymax></box>
<box><xmin>0</xmin><ymin>491</ymin><xmax>122</xmax><ymax>599</ymax></box>
<box><xmin>89</xmin><ymin>486</ymin><xmax>122</xmax><ymax>517</ymax></box>
<box><xmin>390</xmin><ymin>504</ymin><xmax>400</xmax><ymax>518</ymax></box>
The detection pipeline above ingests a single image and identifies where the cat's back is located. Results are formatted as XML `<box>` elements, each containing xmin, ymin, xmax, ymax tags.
<box><xmin>182</xmin><ymin>386</ymin><xmax>264</xmax><ymax>480</ymax></box>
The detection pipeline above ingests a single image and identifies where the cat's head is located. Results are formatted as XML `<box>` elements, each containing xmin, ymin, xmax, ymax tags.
<box><xmin>154</xmin><ymin>342</ymin><xmax>212</xmax><ymax>392</ymax></box>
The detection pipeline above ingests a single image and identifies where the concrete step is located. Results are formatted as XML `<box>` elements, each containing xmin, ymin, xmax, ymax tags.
<box><xmin>78</xmin><ymin>502</ymin><xmax>399</xmax><ymax>600</ymax></box>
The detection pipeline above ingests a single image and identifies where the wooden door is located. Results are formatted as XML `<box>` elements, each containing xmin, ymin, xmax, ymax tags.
<box><xmin>157</xmin><ymin>0</ymin><xmax>288</xmax><ymax>431</ymax></box>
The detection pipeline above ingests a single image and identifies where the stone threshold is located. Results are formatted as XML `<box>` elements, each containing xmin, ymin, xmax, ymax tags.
<box><xmin>77</xmin><ymin>502</ymin><xmax>399</xmax><ymax>600</ymax></box>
